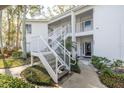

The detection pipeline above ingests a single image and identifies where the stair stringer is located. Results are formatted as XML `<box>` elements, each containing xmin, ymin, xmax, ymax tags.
<box><xmin>31</xmin><ymin>52</ymin><xmax>58</xmax><ymax>83</ymax></box>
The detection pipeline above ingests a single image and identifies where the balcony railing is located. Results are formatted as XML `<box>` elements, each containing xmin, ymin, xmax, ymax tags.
<box><xmin>76</xmin><ymin>19</ymin><xmax>93</xmax><ymax>33</ymax></box>
<box><xmin>48</xmin><ymin>19</ymin><xmax>93</xmax><ymax>36</ymax></box>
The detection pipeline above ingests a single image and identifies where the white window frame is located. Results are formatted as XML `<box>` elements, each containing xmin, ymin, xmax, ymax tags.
<box><xmin>26</xmin><ymin>24</ymin><xmax>32</xmax><ymax>34</ymax></box>
<box><xmin>80</xmin><ymin>19</ymin><xmax>93</xmax><ymax>32</ymax></box>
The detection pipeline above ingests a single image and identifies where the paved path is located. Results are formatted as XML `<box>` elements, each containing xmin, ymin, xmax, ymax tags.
<box><xmin>0</xmin><ymin>62</ymin><xmax>40</xmax><ymax>78</ymax></box>
<box><xmin>60</xmin><ymin>60</ymin><xmax>106</xmax><ymax>88</ymax></box>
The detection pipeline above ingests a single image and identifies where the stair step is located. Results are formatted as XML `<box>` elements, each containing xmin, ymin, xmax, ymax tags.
<box><xmin>58</xmin><ymin>70</ymin><xmax>69</xmax><ymax>79</ymax></box>
<box><xmin>51</xmin><ymin>64</ymin><xmax>56</xmax><ymax>71</ymax></box>
<box><xmin>44</xmin><ymin>54</ymin><xmax>55</xmax><ymax>62</ymax></box>
<box><xmin>49</xmin><ymin>60</ymin><xmax>56</xmax><ymax>66</ymax></box>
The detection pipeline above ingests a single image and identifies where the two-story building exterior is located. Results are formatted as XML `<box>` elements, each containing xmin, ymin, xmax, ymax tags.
<box><xmin>26</xmin><ymin>5</ymin><xmax>124</xmax><ymax>61</ymax></box>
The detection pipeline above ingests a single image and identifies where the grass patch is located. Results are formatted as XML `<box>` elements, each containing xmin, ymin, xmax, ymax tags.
<box><xmin>21</xmin><ymin>65</ymin><xmax>55</xmax><ymax>86</ymax></box>
<box><xmin>0</xmin><ymin>74</ymin><xmax>34</xmax><ymax>88</ymax></box>
<box><xmin>0</xmin><ymin>58</ymin><xmax>30</xmax><ymax>69</ymax></box>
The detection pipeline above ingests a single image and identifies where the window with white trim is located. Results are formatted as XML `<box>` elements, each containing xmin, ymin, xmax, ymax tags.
<box><xmin>26</xmin><ymin>24</ymin><xmax>32</xmax><ymax>34</ymax></box>
<box><xmin>84</xmin><ymin>20</ymin><xmax>92</xmax><ymax>31</ymax></box>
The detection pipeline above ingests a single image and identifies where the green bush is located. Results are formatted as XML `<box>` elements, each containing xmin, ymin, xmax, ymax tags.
<box><xmin>92</xmin><ymin>56</ymin><xmax>124</xmax><ymax>87</ymax></box>
<box><xmin>12</xmin><ymin>51</ymin><xmax>22</xmax><ymax>58</ymax></box>
<box><xmin>91</xmin><ymin>56</ymin><xmax>110</xmax><ymax>71</ymax></box>
<box><xmin>27</xmin><ymin>53</ymin><xmax>31</xmax><ymax>58</ymax></box>
<box><xmin>111</xmin><ymin>60</ymin><xmax>124</xmax><ymax>68</ymax></box>
<box><xmin>21</xmin><ymin>65</ymin><xmax>54</xmax><ymax>86</ymax></box>
<box><xmin>71</xmin><ymin>59</ymin><xmax>81</xmax><ymax>73</ymax></box>
<box><xmin>0</xmin><ymin>74</ymin><xmax>34</xmax><ymax>88</ymax></box>
<box><xmin>66</xmin><ymin>37</ymin><xmax>72</xmax><ymax>52</ymax></box>
<box><xmin>100</xmin><ymin>68</ymin><xmax>124</xmax><ymax>88</ymax></box>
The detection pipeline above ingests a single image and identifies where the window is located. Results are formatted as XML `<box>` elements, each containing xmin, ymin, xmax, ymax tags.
<box><xmin>26</xmin><ymin>24</ymin><xmax>32</xmax><ymax>34</ymax></box>
<box><xmin>84</xmin><ymin>20</ymin><xmax>92</xmax><ymax>31</ymax></box>
<box><xmin>85</xmin><ymin>20</ymin><xmax>91</xmax><ymax>27</ymax></box>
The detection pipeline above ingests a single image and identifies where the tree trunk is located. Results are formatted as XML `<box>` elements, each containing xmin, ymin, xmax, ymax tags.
<box><xmin>0</xmin><ymin>11</ymin><xmax>5</xmax><ymax>62</ymax></box>
<box><xmin>22</xmin><ymin>5</ymin><xmax>27</xmax><ymax>59</ymax></box>
<box><xmin>7</xmin><ymin>11</ymin><xmax>10</xmax><ymax>48</ymax></box>
<box><xmin>16</xmin><ymin>8</ymin><xmax>20</xmax><ymax>49</ymax></box>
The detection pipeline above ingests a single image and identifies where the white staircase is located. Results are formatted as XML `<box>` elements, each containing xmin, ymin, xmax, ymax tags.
<box><xmin>31</xmin><ymin>25</ymin><xmax>76</xmax><ymax>83</ymax></box>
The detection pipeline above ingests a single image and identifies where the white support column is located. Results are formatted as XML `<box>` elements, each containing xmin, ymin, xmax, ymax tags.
<box><xmin>71</xmin><ymin>11</ymin><xmax>76</xmax><ymax>59</ymax></box>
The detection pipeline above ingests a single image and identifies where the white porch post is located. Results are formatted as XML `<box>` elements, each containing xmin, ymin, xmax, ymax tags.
<box><xmin>71</xmin><ymin>11</ymin><xmax>76</xmax><ymax>59</ymax></box>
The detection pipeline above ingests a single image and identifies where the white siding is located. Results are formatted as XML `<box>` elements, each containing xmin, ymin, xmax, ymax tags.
<box><xmin>93</xmin><ymin>5</ymin><xmax>124</xmax><ymax>60</ymax></box>
<box><xmin>26</xmin><ymin>21</ymin><xmax>48</xmax><ymax>52</ymax></box>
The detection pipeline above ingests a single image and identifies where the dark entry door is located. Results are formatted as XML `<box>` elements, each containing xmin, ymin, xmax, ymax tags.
<box><xmin>85</xmin><ymin>42</ymin><xmax>91</xmax><ymax>56</ymax></box>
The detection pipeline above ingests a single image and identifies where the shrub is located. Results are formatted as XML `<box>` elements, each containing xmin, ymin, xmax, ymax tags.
<box><xmin>92</xmin><ymin>56</ymin><xmax>124</xmax><ymax>87</ymax></box>
<box><xmin>0</xmin><ymin>74</ymin><xmax>34</xmax><ymax>88</ymax></box>
<box><xmin>27</xmin><ymin>53</ymin><xmax>31</xmax><ymax>58</ymax></box>
<box><xmin>71</xmin><ymin>59</ymin><xmax>81</xmax><ymax>73</ymax></box>
<box><xmin>91</xmin><ymin>56</ymin><xmax>109</xmax><ymax>71</ymax></box>
<box><xmin>12</xmin><ymin>51</ymin><xmax>22</xmax><ymax>58</ymax></box>
<box><xmin>99</xmin><ymin>68</ymin><xmax>124</xmax><ymax>88</ymax></box>
<box><xmin>66</xmin><ymin>37</ymin><xmax>72</xmax><ymax>52</ymax></box>
<box><xmin>111</xmin><ymin>60</ymin><xmax>124</xmax><ymax>68</ymax></box>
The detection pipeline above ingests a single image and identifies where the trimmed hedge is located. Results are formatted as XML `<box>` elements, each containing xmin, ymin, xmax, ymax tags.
<box><xmin>0</xmin><ymin>74</ymin><xmax>34</xmax><ymax>88</ymax></box>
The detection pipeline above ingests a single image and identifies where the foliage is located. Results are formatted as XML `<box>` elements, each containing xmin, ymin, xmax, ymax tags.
<box><xmin>71</xmin><ymin>59</ymin><xmax>81</xmax><ymax>73</ymax></box>
<box><xmin>27</xmin><ymin>52</ymin><xmax>31</xmax><ymax>58</ymax></box>
<box><xmin>100</xmin><ymin>68</ymin><xmax>124</xmax><ymax>88</ymax></box>
<box><xmin>111</xmin><ymin>60</ymin><xmax>123</xmax><ymax>68</ymax></box>
<box><xmin>21</xmin><ymin>65</ymin><xmax>54</xmax><ymax>86</ymax></box>
<box><xmin>0</xmin><ymin>58</ymin><xmax>30</xmax><ymax>68</ymax></box>
<box><xmin>92</xmin><ymin>56</ymin><xmax>124</xmax><ymax>88</ymax></box>
<box><xmin>12</xmin><ymin>51</ymin><xmax>22</xmax><ymax>58</ymax></box>
<box><xmin>91</xmin><ymin>56</ymin><xmax>110</xmax><ymax>71</ymax></box>
<box><xmin>2</xmin><ymin>5</ymin><xmax>42</xmax><ymax>51</ymax></box>
<box><xmin>0</xmin><ymin>74</ymin><xmax>34</xmax><ymax>88</ymax></box>
<box><xmin>66</xmin><ymin>37</ymin><xmax>72</xmax><ymax>52</ymax></box>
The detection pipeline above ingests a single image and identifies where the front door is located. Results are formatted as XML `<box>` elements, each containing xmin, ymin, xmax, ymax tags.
<box><xmin>85</xmin><ymin>42</ymin><xmax>91</xmax><ymax>56</ymax></box>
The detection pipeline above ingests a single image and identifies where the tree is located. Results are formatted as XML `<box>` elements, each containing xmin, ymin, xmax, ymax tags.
<box><xmin>22</xmin><ymin>5</ymin><xmax>27</xmax><ymax>59</ymax></box>
<box><xmin>0</xmin><ymin>11</ymin><xmax>5</xmax><ymax>62</ymax></box>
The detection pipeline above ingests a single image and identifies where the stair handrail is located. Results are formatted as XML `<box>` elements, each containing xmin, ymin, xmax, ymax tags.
<box><xmin>32</xmin><ymin>35</ymin><xmax>69</xmax><ymax>69</ymax></box>
<box><xmin>54</xmin><ymin>39</ymin><xmax>77</xmax><ymax>65</ymax></box>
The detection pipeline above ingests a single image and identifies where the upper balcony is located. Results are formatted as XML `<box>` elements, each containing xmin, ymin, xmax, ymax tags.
<box><xmin>75</xmin><ymin>19</ymin><xmax>93</xmax><ymax>37</ymax></box>
<box><xmin>48</xmin><ymin>9</ymin><xmax>94</xmax><ymax>37</ymax></box>
<box><xmin>75</xmin><ymin>9</ymin><xmax>93</xmax><ymax>37</ymax></box>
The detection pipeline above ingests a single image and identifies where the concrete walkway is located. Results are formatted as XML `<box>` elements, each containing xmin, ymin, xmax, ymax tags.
<box><xmin>0</xmin><ymin>62</ymin><xmax>40</xmax><ymax>78</ymax></box>
<box><xmin>61</xmin><ymin>60</ymin><xmax>106</xmax><ymax>88</ymax></box>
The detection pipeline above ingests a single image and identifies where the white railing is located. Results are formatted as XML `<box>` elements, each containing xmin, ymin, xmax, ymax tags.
<box><xmin>49</xmin><ymin>26</ymin><xmax>76</xmax><ymax>66</ymax></box>
<box><xmin>52</xmin><ymin>38</ymin><xmax>76</xmax><ymax>65</ymax></box>
<box><xmin>76</xmin><ymin>19</ymin><xmax>93</xmax><ymax>33</ymax></box>
<box><xmin>48</xmin><ymin>24</ymin><xmax>71</xmax><ymax>39</ymax></box>
<box><xmin>31</xmin><ymin>35</ymin><xmax>70</xmax><ymax>83</ymax></box>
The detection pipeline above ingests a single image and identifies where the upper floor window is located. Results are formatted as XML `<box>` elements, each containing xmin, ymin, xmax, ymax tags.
<box><xmin>84</xmin><ymin>20</ymin><xmax>92</xmax><ymax>31</ymax></box>
<box><xmin>26</xmin><ymin>24</ymin><xmax>32</xmax><ymax>34</ymax></box>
